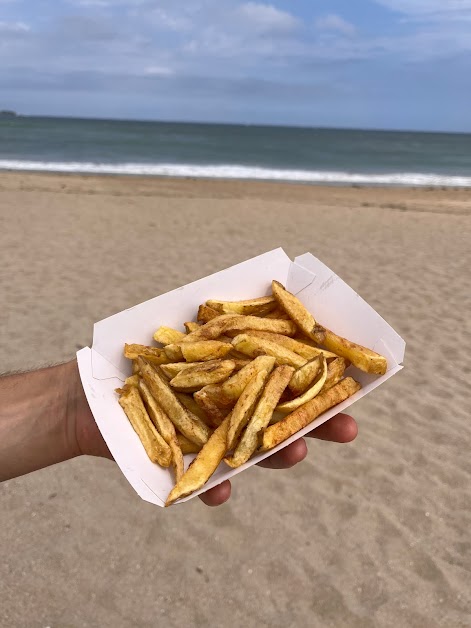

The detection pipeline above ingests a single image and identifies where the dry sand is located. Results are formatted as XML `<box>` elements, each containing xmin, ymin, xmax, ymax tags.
<box><xmin>0</xmin><ymin>172</ymin><xmax>470</xmax><ymax>628</ymax></box>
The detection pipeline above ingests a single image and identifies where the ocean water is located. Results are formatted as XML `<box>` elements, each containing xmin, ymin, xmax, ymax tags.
<box><xmin>1</xmin><ymin>116</ymin><xmax>471</xmax><ymax>187</ymax></box>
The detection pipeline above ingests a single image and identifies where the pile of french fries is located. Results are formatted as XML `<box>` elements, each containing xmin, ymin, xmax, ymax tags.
<box><xmin>116</xmin><ymin>280</ymin><xmax>387</xmax><ymax>506</ymax></box>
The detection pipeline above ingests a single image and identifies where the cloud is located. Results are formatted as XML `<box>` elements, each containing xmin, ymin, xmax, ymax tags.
<box><xmin>0</xmin><ymin>20</ymin><xmax>29</xmax><ymax>33</ymax></box>
<box><xmin>373</xmin><ymin>1</ymin><xmax>471</xmax><ymax>20</ymax></box>
<box><xmin>144</xmin><ymin>65</ymin><xmax>174</xmax><ymax>76</ymax></box>
<box><xmin>315</xmin><ymin>14</ymin><xmax>356</xmax><ymax>36</ymax></box>
<box><xmin>237</xmin><ymin>2</ymin><xmax>300</xmax><ymax>34</ymax></box>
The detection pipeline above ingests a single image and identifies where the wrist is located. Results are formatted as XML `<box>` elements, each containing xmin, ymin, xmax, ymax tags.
<box><xmin>70</xmin><ymin>360</ymin><xmax>112</xmax><ymax>460</ymax></box>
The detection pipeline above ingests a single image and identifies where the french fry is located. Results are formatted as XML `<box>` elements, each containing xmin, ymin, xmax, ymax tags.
<box><xmin>227</xmin><ymin>369</ymin><xmax>271</xmax><ymax>451</ymax></box>
<box><xmin>138</xmin><ymin>380</ymin><xmax>184</xmax><ymax>481</ymax></box>
<box><xmin>322</xmin><ymin>357</ymin><xmax>347</xmax><ymax>392</ymax></box>
<box><xmin>166</xmin><ymin>414</ymin><xmax>232</xmax><ymax>506</ymax></box>
<box><xmin>288</xmin><ymin>355</ymin><xmax>323</xmax><ymax>396</ymax></box>
<box><xmin>124</xmin><ymin>374</ymin><xmax>140</xmax><ymax>388</ymax></box>
<box><xmin>319</xmin><ymin>330</ymin><xmax>387</xmax><ymax>376</ymax></box>
<box><xmin>276</xmin><ymin>356</ymin><xmax>327</xmax><ymax>412</ymax></box>
<box><xmin>161</xmin><ymin>360</ymin><xmax>232</xmax><ymax>380</ymax></box>
<box><xmin>225</xmin><ymin>365</ymin><xmax>294</xmax><ymax>467</ymax></box>
<box><xmin>175</xmin><ymin>393</ymin><xmax>212</xmax><ymax>424</ymax></box>
<box><xmin>261</xmin><ymin>377</ymin><xmax>361</xmax><ymax>451</ymax></box>
<box><xmin>153</xmin><ymin>326</ymin><xmax>186</xmax><ymax>345</ymax></box>
<box><xmin>177</xmin><ymin>433</ymin><xmax>202</xmax><ymax>455</ymax></box>
<box><xmin>264</xmin><ymin>308</ymin><xmax>290</xmax><ymax>320</ymax></box>
<box><xmin>197</xmin><ymin>355</ymin><xmax>276</xmax><ymax>407</ymax></box>
<box><xmin>169</xmin><ymin>360</ymin><xmax>236</xmax><ymax>392</ymax></box>
<box><xmin>272</xmin><ymin>281</ymin><xmax>387</xmax><ymax>375</ymax></box>
<box><xmin>138</xmin><ymin>358</ymin><xmax>211</xmax><ymax>447</ymax></box>
<box><xmin>124</xmin><ymin>343</ymin><xmax>169</xmax><ymax>365</ymax></box>
<box><xmin>117</xmin><ymin>385</ymin><xmax>172</xmax><ymax>467</ymax></box>
<box><xmin>132</xmin><ymin>360</ymin><xmax>140</xmax><ymax>374</ymax></box>
<box><xmin>193</xmin><ymin>389</ymin><xmax>230</xmax><ymax>428</ymax></box>
<box><xmin>184</xmin><ymin>314</ymin><xmax>297</xmax><ymax>342</ymax></box>
<box><xmin>231</xmin><ymin>334</ymin><xmax>306</xmax><ymax>368</ymax></box>
<box><xmin>197</xmin><ymin>304</ymin><xmax>221</xmax><ymax>323</ymax></box>
<box><xmin>235</xmin><ymin>330</ymin><xmax>337</xmax><ymax>360</ymax></box>
<box><xmin>206</xmin><ymin>295</ymin><xmax>276</xmax><ymax>316</ymax></box>
<box><xmin>164</xmin><ymin>340</ymin><xmax>233</xmax><ymax>362</ymax></box>
<box><xmin>184</xmin><ymin>321</ymin><xmax>200</xmax><ymax>333</ymax></box>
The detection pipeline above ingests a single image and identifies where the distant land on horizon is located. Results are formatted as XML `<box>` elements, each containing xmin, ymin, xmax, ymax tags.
<box><xmin>1</xmin><ymin>112</ymin><xmax>470</xmax><ymax>136</ymax></box>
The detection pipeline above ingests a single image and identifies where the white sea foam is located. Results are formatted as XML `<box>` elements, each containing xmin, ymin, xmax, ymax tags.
<box><xmin>1</xmin><ymin>160</ymin><xmax>470</xmax><ymax>187</ymax></box>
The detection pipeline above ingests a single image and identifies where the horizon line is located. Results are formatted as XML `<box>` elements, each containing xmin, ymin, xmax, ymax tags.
<box><xmin>2</xmin><ymin>111</ymin><xmax>470</xmax><ymax>136</ymax></box>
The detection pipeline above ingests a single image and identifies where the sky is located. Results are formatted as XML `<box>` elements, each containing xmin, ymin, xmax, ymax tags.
<box><xmin>1</xmin><ymin>0</ymin><xmax>470</xmax><ymax>131</ymax></box>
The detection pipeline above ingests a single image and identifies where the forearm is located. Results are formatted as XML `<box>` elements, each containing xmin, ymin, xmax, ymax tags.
<box><xmin>0</xmin><ymin>361</ymin><xmax>81</xmax><ymax>481</ymax></box>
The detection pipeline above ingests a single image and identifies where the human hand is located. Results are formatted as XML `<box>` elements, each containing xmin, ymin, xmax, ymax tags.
<box><xmin>72</xmin><ymin>362</ymin><xmax>357</xmax><ymax>507</ymax></box>
<box><xmin>198</xmin><ymin>412</ymin><xmax>357</xmax><ymax>506</ymax></box>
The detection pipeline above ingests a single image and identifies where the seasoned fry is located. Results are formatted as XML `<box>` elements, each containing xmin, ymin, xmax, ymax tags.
<box><xmin>132</xmin><ymin>359</ymin><xmax>140</xmax><ymax>374</ymax></box>
<box><xmin>124</xmin><ymin>374</ymin><xmax>140</xmax><ymax>388</ymax></box>
<box><xmin>184</xmin><ymin>321</ymin><xmax>200</xmax><ymax>333</ymax></box>
<box><xmin>198</xmin><ymin>355</ymin><xmax>276</xmax><ymax>407</ymax></box>
<box><xmin>175</xmin><ymin>393</ymin><xmax>212</xmax><ymax>424</ymax></box>
<box><xmin>276</xmin><ymin>356</ymin><xmax>327</xmax><ymax>412</ymax></box>
<box><xmin>206</xmin><ymin>295</ymin><xmax>276</xmax><ymax>316</ymax></box>
<box><xmin>164</xmin><ymin>340</ymin><xmax>233</xmax><ymax>362</ymax></box>
<box><xmin>197</xmin><ymin>304</ymin><xmax>221</xmax><ymax>323</ymax></box>
<box><xmin>322</xmin><ymin>357</ymin><xmax>347</xmax><ymax>392</ymax></box>
<box><xmin>182</xmin><ymin>341</ymin><xmax>233</xmax><ymax>362</ymax></box>
<box><xmin>138</xmin><ymin>358</ymin><xmax>211</xmax><ymax>447</ymax></box>
<box><xmin>288</xmin><ymin>355</ymin><xmax>323</xmax><ymax>396</ymax></box>
<box><xmin>184</xmin><ymin>314</ymin><xmax>297</xmax><ymax>343</ymax></box>
<box><xmin>231</xmin><ymin>333</ymin><xmax>306</xmax><ymax>368</ymax></box>
<box><xmin>169</xmin><ymin>360</ymin><xmax>236</xmax><ymax>392</ymax></box>
<box><xmin>153</xmin><ymin>326</ymin><xmax>186</xmax><ymax>345</ymax></box>
<box><xmin>262</xmin><ymin>377</ymin><xmax>361</xmax><ymax>450</ymax></box>
<box><xmin>118</xmin><ymin>385</ymin><xmax>172</xmax><ymax>467</ymax></box>
<box><xmin>166</xmin><ymin>414</ymin><xmax>232</xmax><ymax>506</ymax></box>
<box><xmin>124</xmin><ymin>343</ymin><xmax>169</xmax><ymax>365</ymax></box>
<box><xmin>138</xmin><ymin>380</ymin><xmax>184</xmax><ymax>481</ymax></box>
<box><xmin>264</xmin><ymin>307</ymin><xmax>290</xmax><ymax>320</ymax></box>
<box><xmin>193</xmin><ymin>389</ymin><xmax>230</xmax><ymax>427</ymax></box>
<box><xmin>225</xmin><ymin>365</ymin><xmax>294</xmax><ymax>467</ymax></box>
<box><xmin>227</xmin><ymin>369</ymin><xmax>271</xmax><ymax>451</ymax></box>
<box><xmin>237</xmin><ymin>330</ymin><xmax>337</xmax><ymax>360</ymax></box>
<box><xmin>177</xmin><ymin>433</ymin><xmax>202</xmax><ymax>455</ymax></box>
<box><xmin>318</xmin><ymin>330</ymin><xmax>387</xmax><ymax>376</ymax></box>
<box><xmin>272</xmin><ymin>281</ymin><xmax>387</xmax><ymax>375</ymax></box>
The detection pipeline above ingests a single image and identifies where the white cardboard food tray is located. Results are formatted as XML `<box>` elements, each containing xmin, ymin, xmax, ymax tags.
<box><xmin>77</xmin><ymin>249</ymin><xmax>405</xmax><ymax>506</ymax></box>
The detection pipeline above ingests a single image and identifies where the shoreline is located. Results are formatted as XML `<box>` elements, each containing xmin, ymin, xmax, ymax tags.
<box><xmin>1</xmin><ymin>167</ymin><xmax>470</xmax><ymax>191</ymax></box>
<box><xmin>1</xmin><ymin>171</ymin><xmax>469</xmax><ymax>217</ymax></box>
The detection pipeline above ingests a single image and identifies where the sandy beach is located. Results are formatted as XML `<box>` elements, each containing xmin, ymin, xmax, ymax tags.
<box><xmin>0</xmin><ymin>172</ymin><xmax>470</xmax><ymax>627</ymax></box>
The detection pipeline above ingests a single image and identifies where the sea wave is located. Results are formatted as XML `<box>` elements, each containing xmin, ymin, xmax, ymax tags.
<box><xmin>1</xmin><ymin>160</ymin><xmax>470</xmax><ymax>187</ymax></box>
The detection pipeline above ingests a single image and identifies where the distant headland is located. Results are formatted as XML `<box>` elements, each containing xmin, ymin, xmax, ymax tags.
<box><xmin>0</xmin><ymin>110</ymin><xmax>18</xmax><ymax>118</ymax></box>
